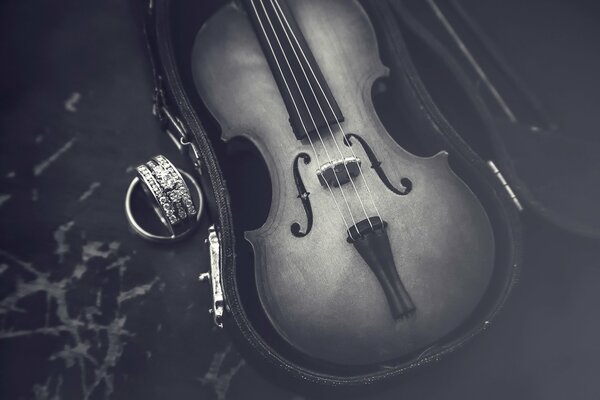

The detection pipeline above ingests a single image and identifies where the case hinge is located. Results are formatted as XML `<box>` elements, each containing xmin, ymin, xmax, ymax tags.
<box><xmin>487</xmin><ymin>160</ymin><xmax>524</xmax><ymax>211</ymax></box>
<box><xmin>152</xmin><ymin>76</ymin><xmax>204</xmax><ymax>173</ymax></box>
<box><xmin>199</xmin><ymin>225</ymin><xmax>225</xmax><ymax>328</ymax></box>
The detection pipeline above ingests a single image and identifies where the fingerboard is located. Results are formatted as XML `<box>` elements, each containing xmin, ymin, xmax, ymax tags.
<box><xmin>243</xmin><ymin>0</ymin><xmax>344</xmax><ymax>140</ymax></box>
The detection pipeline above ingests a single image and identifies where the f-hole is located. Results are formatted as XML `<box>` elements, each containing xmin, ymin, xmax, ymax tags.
<box><xmin>291</xmin><ymin>153</ymin><xmax>313</xmax><ymax>237</ymax></box>
<box><xmin>344</xmin><ymin>133</ymin><xmax>412</xmax><ymax>195</ymax></box>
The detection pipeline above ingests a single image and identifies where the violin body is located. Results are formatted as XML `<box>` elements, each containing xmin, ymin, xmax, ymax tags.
<box><xmin>192</xmin><ymin>0</ymin><xmax>494</xmax><ymax>365</ymax></box>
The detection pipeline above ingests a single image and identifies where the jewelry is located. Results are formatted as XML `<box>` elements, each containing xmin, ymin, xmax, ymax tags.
<box><xmin>125</xmin><ymin>155</ymin><xmax>203</xmax><ymax>243</ymax></box>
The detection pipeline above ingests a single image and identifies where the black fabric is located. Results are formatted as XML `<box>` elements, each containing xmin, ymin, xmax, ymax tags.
<box><xmin>392</xmin><ymin>0</ymin><xmax>600</xmax><ymax>238</ymax></box>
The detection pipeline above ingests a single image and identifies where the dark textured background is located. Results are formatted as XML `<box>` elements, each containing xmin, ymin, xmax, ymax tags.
<box><xmin>1</xmin><ymin>0</ymin><xmax>600</xmax><ymax>399</ymax></box>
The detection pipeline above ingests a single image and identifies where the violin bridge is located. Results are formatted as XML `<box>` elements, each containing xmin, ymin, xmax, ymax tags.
<box><xmin>316</xmin><ymin>156</ymin><xmax>361</xmax><ymax>188</ymax></box>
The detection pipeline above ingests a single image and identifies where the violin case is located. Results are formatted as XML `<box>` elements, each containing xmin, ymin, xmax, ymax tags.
<box><xmin>143</xmin><ymin>0</ymin><xmax>599</xmax><ymax>390</ymax></box>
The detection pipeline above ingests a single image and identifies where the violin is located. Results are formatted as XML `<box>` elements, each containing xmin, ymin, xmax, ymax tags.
<box><xmin>192</xmin><ymin>0</ymin><xmax>494</xmax><ymax>365</ymax></box>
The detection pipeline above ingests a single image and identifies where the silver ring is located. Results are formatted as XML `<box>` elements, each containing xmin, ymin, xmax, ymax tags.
<box><xmin>125</xmin><ymin>156</ymin><xmax>203</xmax><ymax>243</ymax></box>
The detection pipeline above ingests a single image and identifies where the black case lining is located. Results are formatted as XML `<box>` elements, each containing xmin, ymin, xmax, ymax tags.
<box><xmin>391</xmin><ymin>0</ymin><xmax>600</xmax><ymax>239</ymax></box>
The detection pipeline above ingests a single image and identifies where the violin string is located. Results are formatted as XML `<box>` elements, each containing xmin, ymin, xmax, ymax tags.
<box><xmin>271</xmin><ymin>0</ymin><xmax>384</xmax><ymax>226</ymax></box>
<box><xmin>267</xmin><ymin>0</ymin><xmax>375</xmax><ymax>230</ymax></box>
<box><xmin>254</xmin><ymin>0</ymin><xmax>362</xmax><ymax>233</ymax></box>
<box><xmin>249</xmin><ymin>0</ymin><xmax>356</xmax><ymax>239</ymax></box>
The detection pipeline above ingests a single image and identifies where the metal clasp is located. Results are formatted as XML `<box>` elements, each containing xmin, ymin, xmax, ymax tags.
<box><xmin>162</xmin><ymin>106</ymin><xmax>189</xmax><ymax>147</ymax></box>
<box><xmin>152</xmin><ymin>77</ymin><xmax>203</xmax><ymax>172</ymax></box>
<box><xmin>487</xmin><ymin>160</ymin><xmax>524</xmax><ymax>211</ymax></box>
<box><xmin>199</xmin><ymin>225</ymin><xmax>225</xmax><ymax>328</ymax></box>
<box><xmin>153</xmin><ymin>82</ymin><xmax>188</xmax><ymax>150</ymax></box>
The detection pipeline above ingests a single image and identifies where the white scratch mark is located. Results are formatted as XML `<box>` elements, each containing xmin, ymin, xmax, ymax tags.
<box><xmin>82</xmin><ymin>241</ymin><xmax>120</xmax><ymax>262</ymax></box>
<box><xmin>5</xmin><ymin>171</ymin><xmax>16</xmax><ymax>178</ymax></box>
<box><xmin>73</xmin><ymin>263</ymin><xmax>86</xmax><ymax>279</ymax></box>
<box><xmin>53</xmin><ymin>221</ymin><xmax>75</xmax><ymax>263</ymax></box>
<box><xmin>105</xmin><ymin>255</ymin><xmax>131</xmax><ymax>271</ymax></box>
<box><xmin>78</xmin><ymin>182</ymin><xmax>101</xmax><ymax>202</ymax></box>
<box><xmin>34</xmin><ymin>139</ymin><xmax>76</xmax><ymax>176</ymax></box>
<box><xmin>0</xmin><ymin>223</ymin><xmax>155</xmax><ymax>400</ymax></box>
<box><xmin>199</xmin><ymin>344</ymin><xmax>246</xmax><ymax>400</ymax></box>
<box><xmin>33</xmin><ymin>375</ymin><xmax>62</xmax><ymax>400</ymax></box>
<box><xmin>0</xmin><ymin>326</ymin><xmax>73</xmax><ymax>338</ymax></box>
<box><xmin>0</xmin><ymin>249</ymin><xmax>35</xmax><ymax>272</ymax></box>
<box><xmin>0</xmin><ymin>194</ymin><xmax>11</xmax><ymax>207</ymax></box>
<box><xmin>117</xmin><ymin>278</ymin><xmax>158</xmax><ymax>303</ymax></box>
<box><xmin>32</xmin><ymin>188</ymin><xmax>39</xmax><ymax>202</ymax></box>
<box><xmin>35</xmin><ymin>135</ymin><xmax>44</xmax><ymax>144</ymax></box>
<box><xmin>64</xmin><ymin>92</ymin><xmax>81</xmax><ymax>112</ymax></box>
<box><xmin>50</xmin><ymin>342</ymin><xmax>95</xmax><ymax>367</ymax></box>
<box><xmin>125</xmin><ymin>166</ymin><xmax>135</xmax><ymax>173</ymax></box>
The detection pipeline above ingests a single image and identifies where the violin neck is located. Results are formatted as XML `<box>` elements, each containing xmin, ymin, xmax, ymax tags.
<box><xmin>243</xmin><ymin>0</ymin><xmax>344</xmax><ymax>140</ymax></box>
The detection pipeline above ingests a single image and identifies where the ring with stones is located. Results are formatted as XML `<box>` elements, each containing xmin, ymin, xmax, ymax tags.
<box><xmin>125</xmin><ymin>155</ymin><xmax>203</xmax><ymax>243</ymax></box>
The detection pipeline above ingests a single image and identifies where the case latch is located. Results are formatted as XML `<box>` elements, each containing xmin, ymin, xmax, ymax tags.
<box><xmin>199</xmin><ymin>226</ymin><xmax>225</xmax><ymax>328</ymax></box>
<box><xmin>152</xmin><ymin>77</ymin><xmax>204</xmax><ymax>172</ymax></box>
<box><xmin>487</xmin><ymin>160</ymin><xmax>524</xmax><ymax>211</ymax></box>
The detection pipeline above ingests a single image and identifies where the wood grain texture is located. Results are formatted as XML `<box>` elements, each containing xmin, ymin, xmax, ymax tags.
<box><xmin>192</xmin><ymin>0</ymin><xmax>494</xmax><ymax>365</ymax></box>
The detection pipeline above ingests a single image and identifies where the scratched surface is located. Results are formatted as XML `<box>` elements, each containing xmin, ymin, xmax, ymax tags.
<box><xmin>0</xmin><ymin>0</ymin><xmax>285</xmax><ymax>399</ymax></box>
<box><xmin>2</xmin><ymin>0</ymin><xmax>600</xmax><ymax>399</ymax></box>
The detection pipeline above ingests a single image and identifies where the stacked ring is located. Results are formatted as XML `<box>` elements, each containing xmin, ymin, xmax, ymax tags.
<box><xmin>125</xmin><ymin>155</ymin><xmax>203</xmax><ymax>242</ymax></box>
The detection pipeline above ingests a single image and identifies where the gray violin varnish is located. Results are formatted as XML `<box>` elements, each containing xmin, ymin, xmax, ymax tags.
<box><xmin>147</xmin><ymin>0</ymin><xmax>522</xmax><ymax>387</ymax></box>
